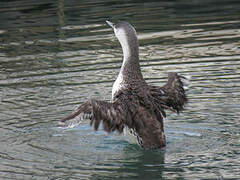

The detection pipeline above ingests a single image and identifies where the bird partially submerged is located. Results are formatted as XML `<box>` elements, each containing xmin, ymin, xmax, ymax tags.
<box><xmin>60</xmin><ymin>21</ymin><xmax>187</xmax><ymax>149</ymax></box>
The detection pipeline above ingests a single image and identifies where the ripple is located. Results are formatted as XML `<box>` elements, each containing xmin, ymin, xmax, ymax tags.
<box><xmin>1</xmin><ymin>1</ymin><xmax>240</xmax><ymax>179</ymax></box>
<box><xmin>182</xmin><ymin>20</ymin><xmax>240</xmax><ymax>27</ymax></box>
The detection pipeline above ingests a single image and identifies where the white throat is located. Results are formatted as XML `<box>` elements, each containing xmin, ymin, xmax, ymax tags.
<box><xmin>115</xmin><ymin>27</ymin><xmax>139</xmax><ymax>61</ymax></box>
<box><xmin>111</xmin><ymin>22</ymin><xmax>143</xmax><ymax>100</ymax></box>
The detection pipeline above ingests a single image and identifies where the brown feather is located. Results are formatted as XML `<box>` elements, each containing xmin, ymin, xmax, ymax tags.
<box><xmin>60</xmin><ymin>72</ymin><xmax>187</xmax><ymax>149</ymax></box>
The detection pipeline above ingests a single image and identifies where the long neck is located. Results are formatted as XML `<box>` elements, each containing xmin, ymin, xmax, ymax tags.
<box><xmin>118</xmin><ymin>33</ymin><xmax>143</xmax><ymax>82</ymax></box>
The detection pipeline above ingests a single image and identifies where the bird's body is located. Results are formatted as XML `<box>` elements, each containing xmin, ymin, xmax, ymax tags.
<box><xmin>60</xmin><ymin>21</ymin><xmax>187</xmax><ymax>149</ymax></box>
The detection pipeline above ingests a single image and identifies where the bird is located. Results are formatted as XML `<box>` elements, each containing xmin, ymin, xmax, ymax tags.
<box><xmin>60</xmin><ymin>20</ymin><xmax>188</xmax><ymax>149</ymax></box>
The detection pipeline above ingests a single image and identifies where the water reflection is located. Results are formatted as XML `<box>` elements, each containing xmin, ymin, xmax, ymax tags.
<box><xmin>1</xmin><ymin>0</ymin><xmax>240</xmax><ymax>179</ymax></box>
<box><xmin>90</xmin><ymin>146</ymin><xmax>166</xmax><ymax>180</ymax></box>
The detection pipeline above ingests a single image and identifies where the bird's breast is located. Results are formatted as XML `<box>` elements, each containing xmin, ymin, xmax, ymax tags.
<box><xmin>112</xmin><ymin>73</ymin><xmax>124</xmax><ymax>100</ymax></box>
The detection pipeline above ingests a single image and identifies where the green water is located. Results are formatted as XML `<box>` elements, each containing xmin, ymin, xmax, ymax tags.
<box><xmin>0</xmin><ymin>0</ymin><xmax>240</xmax><ymax>179</ymax></box>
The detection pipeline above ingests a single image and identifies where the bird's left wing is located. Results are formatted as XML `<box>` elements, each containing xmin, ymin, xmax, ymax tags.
<box><xmin>149</xmin><ymin>72</ymin><xmax>188</xmax><ymax>114</ymax></box>
<box><xmin>60</xmin><ymin>99</ymin><xmax>128</xmax><ymax>133</ymax></box>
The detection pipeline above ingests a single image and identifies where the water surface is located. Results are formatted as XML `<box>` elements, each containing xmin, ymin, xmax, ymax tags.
<box><xmin>1</xmin><ymin>0</ymin><xmax>240</xmax><ymax>179</ymax></box>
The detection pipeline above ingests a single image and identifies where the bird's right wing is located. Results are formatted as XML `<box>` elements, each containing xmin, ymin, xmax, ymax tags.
<box><xmin>60</xmin><ymin>99</ymin><xmax>129</xmax><ymax>133</ymax></box>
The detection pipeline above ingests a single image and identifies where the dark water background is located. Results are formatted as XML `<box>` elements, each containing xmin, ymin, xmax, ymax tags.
<box><xmin>0</xmin><ymin>0</ymin><xmax>240</xmax><ymax>179</ymax></box>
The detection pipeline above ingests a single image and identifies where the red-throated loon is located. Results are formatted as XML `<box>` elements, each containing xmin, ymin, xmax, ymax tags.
<box><xmin>60</xmin><ymin>21</ymin><xmax>187</xmax><ymax>149</ymax></box>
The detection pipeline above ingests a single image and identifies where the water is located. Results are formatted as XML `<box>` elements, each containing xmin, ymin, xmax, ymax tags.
<box><xmin>1</xmin><ymin>0</ymin><xmax>240</xmax><ymax>179</ymax></box>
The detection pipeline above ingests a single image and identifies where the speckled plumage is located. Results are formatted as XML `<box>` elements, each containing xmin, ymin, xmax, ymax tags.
<box><xmin>60</xmin><ymin>21</ymin><xmax>187</xmax><ymax>149</ymax></box>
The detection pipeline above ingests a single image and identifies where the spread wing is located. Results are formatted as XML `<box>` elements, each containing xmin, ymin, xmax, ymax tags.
<box><xmin>150</xmin><ymin>72</ymin><xmax>188</xmax><ymax>113</ymax></box>
<box><xmin>60</xmin><ymin>98</ymin><xmax>129</xmax><ymax>133</ymax></box>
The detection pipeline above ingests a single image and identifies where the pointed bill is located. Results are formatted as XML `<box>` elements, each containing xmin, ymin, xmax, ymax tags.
<box><xmin>106</xmin><ymin>20</ymin><xmax>115</xmax><ymax>28</ymax></box>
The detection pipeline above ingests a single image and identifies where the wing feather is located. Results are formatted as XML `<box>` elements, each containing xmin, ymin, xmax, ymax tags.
<box><xmin>150</xmin><ymin>72</ymin><xmax>188</xmax><ymax>113</ymax></box>
<box><xmin>60</xmin><ymin>99</ymin><xmax>127</xmax><ymax>133</ymax></box>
